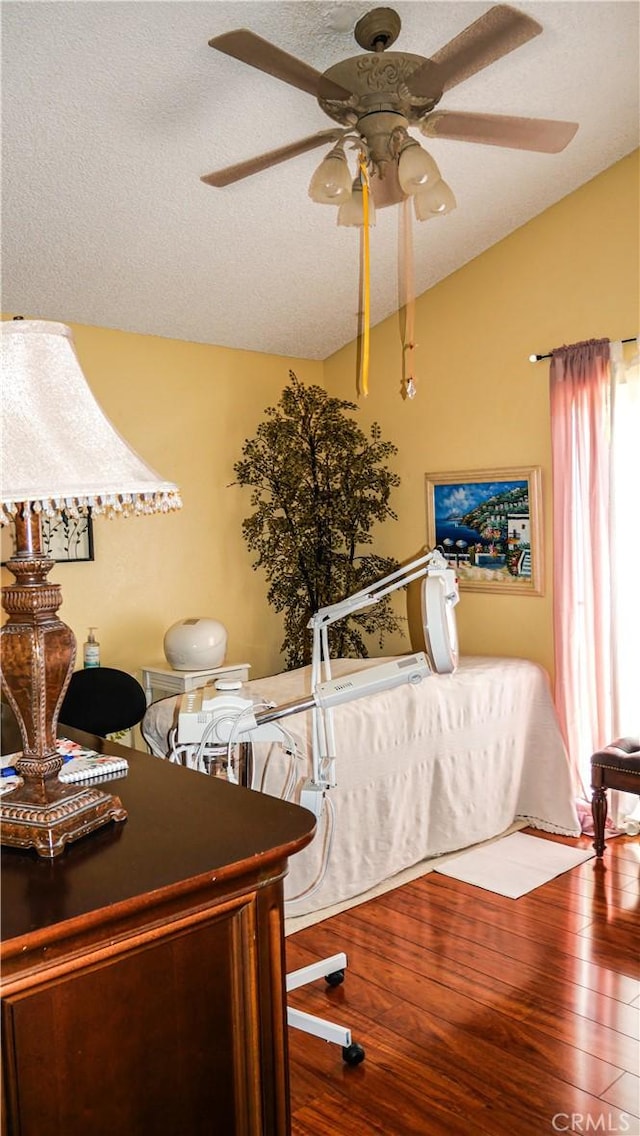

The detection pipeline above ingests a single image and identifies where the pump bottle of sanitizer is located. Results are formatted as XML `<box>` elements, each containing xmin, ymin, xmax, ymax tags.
<box><xmin>83</xmin><ymin>628</ymin><xmax>100</xmax><ymax>668</ymax></box>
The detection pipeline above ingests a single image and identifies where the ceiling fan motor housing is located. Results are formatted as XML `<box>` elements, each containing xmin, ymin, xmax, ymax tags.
<box><xmin>356</xmin><ymin>110</ymin><xmax>410</xmax><ymax>166</ymax></box>
<box><xmin>318</xmin><ymin>53</ymin><xmax>443</xmax><ymax>128</ymax></box>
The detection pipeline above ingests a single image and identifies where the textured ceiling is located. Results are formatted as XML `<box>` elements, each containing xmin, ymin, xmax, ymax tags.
<box><xmin>2</xmin><ymin>2</ymin><xmax>639</xmax><ymax>360</ymax></box>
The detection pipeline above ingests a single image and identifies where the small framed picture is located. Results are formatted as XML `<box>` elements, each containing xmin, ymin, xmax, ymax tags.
<box><xmin>1</xmin><ymin>510</ymin><xmax>94</xmax><ymax>565</ymax></box>
<box><xmin>425</xmin><ymin>467</ymin><xmax>543</xmax><ymax>595</ymax></box>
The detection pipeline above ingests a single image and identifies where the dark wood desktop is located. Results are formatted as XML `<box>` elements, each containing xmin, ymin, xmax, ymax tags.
<box><xmin>1</xmin><ymin>729</ymin><xmax>315</xmax><ymax>1136</ymax></box>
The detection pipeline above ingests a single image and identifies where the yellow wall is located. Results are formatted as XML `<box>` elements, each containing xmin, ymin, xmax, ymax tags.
<box><xmin>3</xmin><ymin>152</ymin><xmax>637</xmax><ymax>686</ymax></box>
<box><xmin>1</xmin><ymin>325</ymin><xmax>322</xmax><ymax>681</ymax></box>
<box><xmin>323</xmin><ymin>151</ymin><xmax>639</xmax><ymax>678</ymax></box>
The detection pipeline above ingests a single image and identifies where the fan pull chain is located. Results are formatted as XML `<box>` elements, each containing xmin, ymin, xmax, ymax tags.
<box><xmin>401</xmin><ymin>197</ymin><xmax>417</xmax><ymax>399</ymax></box>
<box><xmin>359</xmin><ymin>154</ymin><xmax>371</xmax><ymax>397</ymax></box>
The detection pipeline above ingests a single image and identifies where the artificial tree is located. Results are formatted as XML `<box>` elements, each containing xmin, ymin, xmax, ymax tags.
<box><xmin>234</xmin><ymin>372</ymin><xmax>403</xmax><ymax>668</ymax></box>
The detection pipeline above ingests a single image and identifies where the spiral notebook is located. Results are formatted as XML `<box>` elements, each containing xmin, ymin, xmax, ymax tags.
<box><xmin>58</xmin><ymin>750</ymin><xmax>129</xmax><ymax>783</ymax></box>
<box><xmin>1</xmin><ymin>738</ymin><xmax>128</xmax><ymax>788</ymax></box>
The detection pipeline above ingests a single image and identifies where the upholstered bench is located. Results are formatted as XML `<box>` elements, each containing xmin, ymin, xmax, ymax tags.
<box><xmin>591</xmin><ymin>737</ymin><xmax>640</xmax><ymax>856</ymax></box>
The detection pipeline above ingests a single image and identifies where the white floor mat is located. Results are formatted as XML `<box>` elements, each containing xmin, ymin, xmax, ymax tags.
<box><xmin>433</xmin><ymin>831</ymin><xmax>594</xmax><ymax>898</ymax></box>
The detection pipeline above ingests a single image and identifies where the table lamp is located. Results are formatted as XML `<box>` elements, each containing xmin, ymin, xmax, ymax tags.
<box><xmin>1</xmin><ymin>319</ymin><xmax>182</xmax><ymax>857</ymax></box>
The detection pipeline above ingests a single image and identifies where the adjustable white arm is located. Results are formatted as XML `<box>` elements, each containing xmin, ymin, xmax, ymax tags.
<box><xmin>307</xmin><ymin>548</ymin><xmax>458</xmax><ymax>808</ymax></box>
<box><xmin>309</xmin><ymin>548</ymin><xmax>451</xmax><ymax>682</ymax></box>
<box><xmin>309</xmin><ymin>549</ymin><xmax>450</xmax><ymax>647</ymax></box>
<box><xmin>252</xmin><ymin>653</ymin><xmax>431</xmax><ymax>817</ymax></box>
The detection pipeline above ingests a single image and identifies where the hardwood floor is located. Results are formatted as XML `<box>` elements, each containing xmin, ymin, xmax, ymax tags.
<box><xmin>286</xmin><ymin>829</ymin><xmax>640</xmax><ymax>1136</ymax></box>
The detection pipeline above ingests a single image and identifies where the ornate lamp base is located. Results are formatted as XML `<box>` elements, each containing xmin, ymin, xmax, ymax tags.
<box><xmin>1</xmin><ymin>776</ymin><xmax>127</xmax><ymax>859</ymax></box>
<box><xmin>1</xmin><ymin>510</ymin><xmax>129</xmax><ymax>858</ymax></box>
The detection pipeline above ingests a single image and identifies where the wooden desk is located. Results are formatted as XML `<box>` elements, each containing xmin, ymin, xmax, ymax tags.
<box><xmin>1</xmin><ymin>730</ymin><xmax>315</xmax><ymax>1136</ymax></box>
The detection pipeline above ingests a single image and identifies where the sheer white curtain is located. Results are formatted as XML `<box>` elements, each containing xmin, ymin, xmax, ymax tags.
<box><xmin>550</xmin><ymin>336</ymin><xmax>639</xmax><ymax>831</ymax></box>
<box><xmin>610</xmin><ymin>341</ymin><xmax>640</xmax><ymax>738</ymax></box>
<box><xmin>609</xmin><ymin>341</ymin><xmax>640</xmax><ymax>829</ymax></box>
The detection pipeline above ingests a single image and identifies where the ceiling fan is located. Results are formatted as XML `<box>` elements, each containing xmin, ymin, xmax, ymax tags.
<box><xmin>201</xmin><ymin>4</ymin><xmax>578</xmax><ymax>215</ymax></box>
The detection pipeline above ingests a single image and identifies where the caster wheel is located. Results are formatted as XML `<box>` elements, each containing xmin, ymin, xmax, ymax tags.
<box><xmin>325</xmin><ymin>969</ymin><xmax>345</xmax><ymax>987</ymax></box>
<box><xmin>342</xmin><ymin>1042</ymin><xmax>365</xmax><ymax>1066</ymax></box>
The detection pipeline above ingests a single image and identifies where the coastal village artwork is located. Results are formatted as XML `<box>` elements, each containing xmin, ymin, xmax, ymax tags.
<box><xmin>425</xmin><ymin>467</ymin><xmax>543</xmax><ymax>595</ymax></box>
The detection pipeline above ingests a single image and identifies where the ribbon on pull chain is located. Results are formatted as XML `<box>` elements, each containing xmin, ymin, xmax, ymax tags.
<box><xmin>401</xmin><ymin>197</ymin><xmax>417</xmax><ymax>399</ymax></box>
<box><xmin>359</xmin><ymin>154</ymin><xmax>371</xmax><ymax>397</ymax></box>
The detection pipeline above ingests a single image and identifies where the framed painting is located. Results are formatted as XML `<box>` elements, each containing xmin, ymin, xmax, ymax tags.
<box><xmin>425</xmin><ymin>467</ymin><xmax>543</xmax><ymax>595</ymax></box>
<box><xmin>1</xmin><ymin>510</ymin><xmax>94</xmax><ymax>565</ymax></box>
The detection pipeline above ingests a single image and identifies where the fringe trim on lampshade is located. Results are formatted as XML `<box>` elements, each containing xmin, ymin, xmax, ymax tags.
<box><xmin>1</xmin><ymin>491</ymin><xmax>183</xmax><ymax>525</ymax></box>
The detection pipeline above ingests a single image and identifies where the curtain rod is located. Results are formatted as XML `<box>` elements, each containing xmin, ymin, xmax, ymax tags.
<box><xmin>529</xmin><ymin>336</ymin><xmax>637</xmax><ymax>363</ymax></box>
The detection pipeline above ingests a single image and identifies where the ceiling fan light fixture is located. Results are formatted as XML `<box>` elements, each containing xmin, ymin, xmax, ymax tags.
<box><xmin>397</xmin><ymin>140</ymin><xmax>441</xmax><ymax>196</ymax></box>
<box><xmin>414</xmin><ymin>178</ymin><xmax>457</xmax><ymax>221</ymax></box>
<box><xmin>337</xmin><ymin>177</ymin><xmax>376</xmax><ymax>228</ymax></box>
<box><xmin>308</xmin><ymin>145</ymin><xmax>353</xmax><ymax>204</ymax></box>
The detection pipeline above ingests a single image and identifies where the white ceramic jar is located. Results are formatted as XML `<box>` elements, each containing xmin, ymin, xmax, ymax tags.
<box><xmin>163</xmin><ymin>618</ymin><xmax>228</xmax><ymax>671</ymax></box>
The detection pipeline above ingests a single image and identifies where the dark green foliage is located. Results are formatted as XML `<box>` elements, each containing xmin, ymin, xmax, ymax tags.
<box><xmin>234</xmin><ymin>372</ymin><xmax>403</xmax><ymax>668</ymax></box>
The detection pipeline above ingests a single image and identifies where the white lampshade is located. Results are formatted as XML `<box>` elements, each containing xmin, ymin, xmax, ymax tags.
<box><xmin>337</xmin><ymin>179</ymin><xmax>377</xmax><ymax>227</ymax></box>
<box><xmin>397</xmin><ymin>141</ymin><xmax>441</xmax><ymax>196</ymax></box>
<box><xmin>1</xmin><ymin>320</ymin><xmax>182</xmax><ymax>522</ymax></box>
<box><xmin>413</xmin><ymin>179</ymin><xmax>457</xmax><ymax>221</ymax></box>
<box><xmin>308</xmin><ymin>148</ymin><xmax>352</xmax><ymax>205</ymax></box>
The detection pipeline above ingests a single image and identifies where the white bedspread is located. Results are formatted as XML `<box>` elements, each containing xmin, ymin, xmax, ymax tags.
<box><xmin>143</xmin><ymin>655</ymin><xmax>579</xmax><ymax>916</ymax></box>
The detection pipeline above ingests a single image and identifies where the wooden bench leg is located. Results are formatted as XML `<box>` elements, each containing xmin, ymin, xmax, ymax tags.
<box><xmin>591</xmin><ymin>786</ymin><xmax>607</xmax><ymax>857</ymax></box>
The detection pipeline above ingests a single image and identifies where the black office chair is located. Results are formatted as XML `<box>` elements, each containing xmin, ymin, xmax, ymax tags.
<box><xmin>59</xmin><ymin>667</ymin><xmax>147</xmax><ymax>738</ymax></box>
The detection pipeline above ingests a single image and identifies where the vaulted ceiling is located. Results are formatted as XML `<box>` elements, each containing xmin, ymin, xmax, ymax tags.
<box><xmin>2</xmin><ymin>2</ymin><xmax>638</xmax><ymax>360</ymax></box>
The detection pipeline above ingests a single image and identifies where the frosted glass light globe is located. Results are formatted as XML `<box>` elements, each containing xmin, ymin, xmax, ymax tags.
<box><xmin>308</xmin><ymin>150</ymin><xmax>352</xmax><ymax>204</ymax></box>
<box><xmin>163</xmin><ymin>618</ymin><xmax>228</xmax><ymax>671</ymax></box>
<box><xmin>398</xmin><ymin>142</ymin><xmax>440</xmax><ymax>195</ymax></box>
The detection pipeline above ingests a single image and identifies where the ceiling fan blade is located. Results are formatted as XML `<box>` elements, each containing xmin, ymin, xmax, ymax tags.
<box><xmin>200</xmin><ymin>130</ymin><xmax>341</xmax><ymax>187</ymax></box>
<box><xmin>422</xmin><ymin>110</ymin><xmax>578</xmax><ymax>153</ymax></box>
<box><xmin>409</xmin><ymin>4</ymin><xmax>543</xmax><ymax>97</ymax></box>
<box><xmin>209</xmin><ymin>29</ymin><xmax>353</xmax><ymax>101</ymax></box>
<box><xmin>400</xmin><ymin>59</ymin><xmax>444</xmax><ymax>103</ymax></box>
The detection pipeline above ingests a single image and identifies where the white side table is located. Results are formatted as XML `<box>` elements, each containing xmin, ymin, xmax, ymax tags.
<box><xmin>141</xmin><ymin>662</ymin><xmax>251</xmax><ymax>706</ymax></box>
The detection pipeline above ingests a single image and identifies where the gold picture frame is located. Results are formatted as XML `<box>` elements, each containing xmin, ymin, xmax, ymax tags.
<box><xmin>425</xmin><ymin>466</ymin><xmax>543</xmax><ymax>595</ymax></box>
